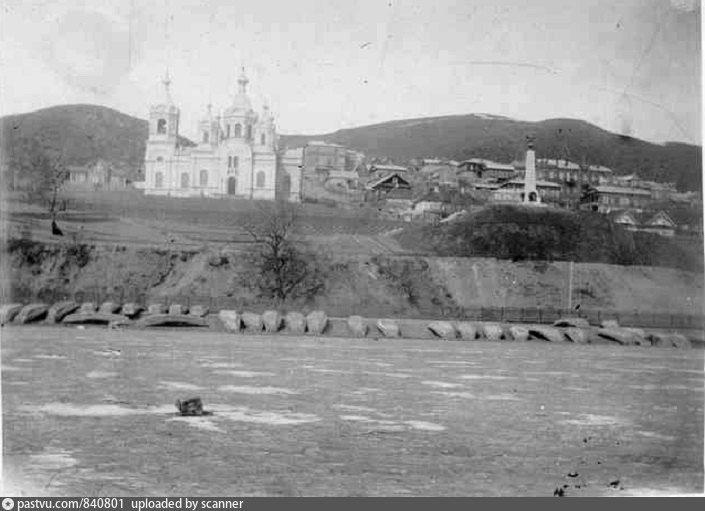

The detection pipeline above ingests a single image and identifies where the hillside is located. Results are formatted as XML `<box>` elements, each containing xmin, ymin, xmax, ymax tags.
<box><xmin>4</xmin><ymin>241</ymin><xmax>702</xmax><ymax>318</ymax></box>
<box><xmin>1</xmin><ymin>105</ymin><xmax>701</xmax><ymax>191</ymax></box>
<box><xmin>282</xmin><ymin>114</ymin><xmax>702</xmax><ymax>191</ymax></box>
<box><xmin>0</xmin><ymin>104</ymin><xmax>194</xmax><ymax>181</ymax></box>
<box><xmin>395</xmin><ymin>204</ymin><xmax>704</xmax><ymax>273</ymax></box>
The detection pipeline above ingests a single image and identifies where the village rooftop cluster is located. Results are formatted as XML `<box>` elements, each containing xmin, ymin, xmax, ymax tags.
<box><xmin>59</xmin><ymin>72</ymin><xmax>703</xmax><ymax>240</ymax></box>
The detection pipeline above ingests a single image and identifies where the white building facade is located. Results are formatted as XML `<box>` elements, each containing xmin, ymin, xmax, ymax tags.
<box><xmin>142</xmin><ymin>70</ymin><xmax>300</xmax><ymax>202</ymax></box>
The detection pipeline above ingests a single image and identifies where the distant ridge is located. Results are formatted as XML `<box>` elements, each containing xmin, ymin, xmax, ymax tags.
<box><xmin>281</xmin><ymin>113</ymin><xmax>702</xmax><ymax>191</ymax></box>
<box><xmin>0</xmin><ymin>105</ymin><xmax>701</xmax><ymax>191</ymax></box>
<box><xmin>0</xmin><ymin>104</ymin><xmax>194</xmax><ymax>182</ymax></box>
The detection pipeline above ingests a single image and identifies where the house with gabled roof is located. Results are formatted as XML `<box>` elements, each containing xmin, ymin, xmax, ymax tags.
<box><xmin>610</xmin><ymin>209</ymin><xmax>677</xmax><ymax>237</ymax></box>
<box><xmin>580</xmin><ymin>185</ymin><xmax>652</xmax><ymax>212</ymax></box>
<box><xmin>365</xmin><ymin>171</ymin><xmax>413</xmax><ymax>202</ymax></box>
<box><xmin>367</xmin><ymin>163</ymin><xmax>410</xmax><ymax>179</ymax></box>
<box><xmin>610</xmin><ymin>210</ymin><xmax>639</xmax><ymax>230</ymax></box>
<box><xmin>639</xmin><ymin>210</ymin><xmax>677</xmax><ymax>237</ymax></box>
<box><xmin>457</xmin><ymin>158</ymin><xmax>516</xmax><ymax>181</ymax></box>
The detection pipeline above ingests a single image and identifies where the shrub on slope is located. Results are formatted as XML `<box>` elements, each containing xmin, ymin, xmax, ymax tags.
<box><xmin>396</xmin><ymin>205</ymin><xmax>703</xmax><ymax>272</ymax></box>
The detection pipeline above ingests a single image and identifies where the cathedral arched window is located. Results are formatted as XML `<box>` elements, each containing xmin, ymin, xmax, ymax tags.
<box><xmin>232</xmin><ymin>156</ymin><xmax>239</xmax><ymax>170</ymax></box>
<box><xmin>202</xmin><ymin>131</ymin><xmax>209</xmax><ymax>143</ymax></box>
<box><xmin>256</xmin><ymin>171</ymin><xmax>265</xmax><ymax>188</ymax></box>
<box><xmin>157</xmin><ymin>119</ymin><xmax>167</xmax><ymax>134</ymax></box>
<box><xmin>226</xmin><ymin>125</ymin><xmax>231</xmax><ymax>138</ymax></box>
<box><xmin>155</xmin><ymin>172</ymin><xmax>163</xmax><ymax>188</ymax></box>
<box><xmin>260</xmin><ymin>133</ymin><xmax>266</xmax><ymax>146</ymax></box>
<box><xmin>180</xmin><ymin>172</ymin><xmax>189</xmax><ymax>189</ymax></box>
<box><xmin>234</xmin><ymin>123</ymin><xmax>242</xmax><ymax>137</ymax></box>
<box><xmin>246</xmin><ymin>125</ymin><xmax>252</xmax><ymax>140</ymax></box>
<box><xmin>200</xmin><ymin>169</ymin><xmax>208</xmax><ymax>186</ymax></box>
<box><xmin>228</xmin><ymin>156</ymin><xmax>232</xmax><ymax>168</ymax></box>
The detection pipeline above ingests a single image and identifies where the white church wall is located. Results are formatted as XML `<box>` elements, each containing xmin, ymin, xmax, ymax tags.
<box><xmin>141</xmin><ymin>70</ymin><xmax>301</xmax><ymax>203</ymax></box>
<box><xmin>251</xmin><ymin>153</ymin><xmax>277</xmax><ymax>200</ymax></box>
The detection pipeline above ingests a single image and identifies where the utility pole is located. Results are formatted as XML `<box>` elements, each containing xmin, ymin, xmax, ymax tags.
<box><xmin>567</xmin><ymin>260</ymin><xmax>574</xmax><ymax>310</ymax></box>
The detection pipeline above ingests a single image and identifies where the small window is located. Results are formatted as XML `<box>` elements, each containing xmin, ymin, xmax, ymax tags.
<box><xmin>157</xmin><ymin>119</ymin><xmax>167</xmax><ymax>134</ymax></box>
<box><xmin>203</xmin><ymin>131</ymin><xmax>209</xmax><ymax>143</ymax></box>
<box><xmin>156</xmin><ymin>156</ymin><xmax>163</xmax><ymax>162</ymax></box>
<box><xmin>226</xmin><ymin>125</ymin><xmax>231</xmax><ymax>138</ymax></box>
<box><xmin>232</xmin><ymin>156</ymin><xmax>239</xmax><ymax>170</ymax></box>
<box><xmin>200</xmin><ymin>169</ymin><xmax>208</xmax><ymax>187</ymax></box>
<box><xmin>234</xmin><ymin>123</ymin><xmax>242</xmax><ymax>137</ymax></box>
<box><xmin>181</xmin><ymin>172</ymin><xmax>189</xmax><ymax>189</ymax></box>
<box><xmin>228</xmin><ymin>156</ymin><xmax>232</xmax><ymax>168</ymax></box>
<box><xmin>246</xmin><ymin>125</ymin><xmax>252</xmax><ymax>139</ymax></box>
<box><xmin>260</xmin><ymin>133</ymin><xmax>266</xmax><ymax>145</ymax></box>
<box><xmin>256</xmin><ymin>171</ymin><xmax>265</xmax><ymax>188</ymax></box>
<box><xmin>155</xmin><ymin>172</ymin><xmax>163</xmax><ymax>188</ymax></box>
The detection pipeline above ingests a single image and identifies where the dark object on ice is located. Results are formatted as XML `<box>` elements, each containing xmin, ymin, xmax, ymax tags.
<box><xmin>553</xmin><ymin>317</ymin><xmax>589</xmax><ymax>328</ymax></box>
<box><xmin>175</xmin><ymin>397</ymin><xmax>204</xmax><ymax>416</ymax></box>
<box><xmin>553</xmin><ymin>487</ymin><xmax>565</xmax><ymax>497</ymax></box>
<box><xmin>51</xmin><ymin>220</ymin><xmax>64</xmax><ymax>236</ymax></box>
<box><xmin>608</xmin><ymin>479</ymin><xmax>620</xmax><ymax>488</ymax></box>
<box><xmin>46</xmin><ymin>300</ymin><xmax>79</xmax><ymax>324</ymax></box>
<box><xmin>63</xmin><ymin>312</ymin><xmax>130</xmax><ymax>325</ymax></box>
<box><xmin>0</xmin><ymin>303</ymin><xmax>24</xmax><ymax>325</ymax></box>
<box><xmin>137</xmin><ymin>314</ymin><xmax>208</xmax><ymax>328</ymax></box>
<box><xmin>15</xmin><ymin>303</ymin><xmax>49</xmax><ymax>324</ymax></box>
<box><xmin>567</xmin><ymin>471</ymin><xmax>579</xmax><ymax>477</ymax></box>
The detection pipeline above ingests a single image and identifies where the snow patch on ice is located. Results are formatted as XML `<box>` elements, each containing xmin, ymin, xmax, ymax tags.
<box><xmin>159</xmin><ymin>381</ymin><xmax>204</xmax><ymax>391</ymax></box>
<box><xmin>421</xmin><ymin>381</ymin><xmax>464</xmax><ymax>389</ymax></box>
<box><xmin>218</xmin><ymin>385</ymin><xmax>296</xmax><ymax>395</ymax></box>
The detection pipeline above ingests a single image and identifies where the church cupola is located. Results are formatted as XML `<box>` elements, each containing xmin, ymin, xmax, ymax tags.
<box><xmin>222</xmin><ymin>67</ymin><xmax>255</xmax><ymax>140</ymax></box>
<box><xmin>149</xmin><ymin>70</ymin><xmax>180</xmax><ymax>141</ymax></box>
<box><xmin>198</xmin><ymin>103</ymin><xmax>220</xmax><ymax>147</ymax></box>
<box><xmin>255</xmin><ymin>101</ymin><xmax>276</xmax><ymax>150</ymax></box>
<box><xmin>238</xmin><ymin>68</ymin><xmax>249</xmax><ymax>94</ymax></box>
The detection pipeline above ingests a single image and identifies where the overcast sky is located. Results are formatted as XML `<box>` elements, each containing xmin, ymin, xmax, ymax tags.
<box><xmin>0</xmin><ymin>0</ymin><xmax>701</xmax><ymax>145</ymax></box>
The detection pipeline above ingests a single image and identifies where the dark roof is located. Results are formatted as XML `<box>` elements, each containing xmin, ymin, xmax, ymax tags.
<box><xmin>369</xmin><ymin>164</ymin><xmax>409</xmax><ymax>172</ymax></box>
<box><xmin>647</xmin><ymin>202</ymin><xmax>703</xmax><ymax>226</ymax></box>
<box><xmin>366</xmin><ymin>171</ymin><xmax>411</xmax><ymax>190</ymax></box>
<box><xmin>591</xmin><ymin>186</ymin><xmax>651</xmax><ymax>196</ymax></box>
<box><xmin>610</xmin><ymin>209</ymin><xmax>677</xmax><ymax>228</ymax></box>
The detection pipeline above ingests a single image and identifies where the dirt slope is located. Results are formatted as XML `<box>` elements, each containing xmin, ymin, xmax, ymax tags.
<box><xmin>6</xmin><ymin>241</ymin><xmax>701</xmax><ymax>319</ymax></box>
<box><xmin>425</xmin><ymin>257</ymin><xmax>702</xmax><ymax>314</ymax></box>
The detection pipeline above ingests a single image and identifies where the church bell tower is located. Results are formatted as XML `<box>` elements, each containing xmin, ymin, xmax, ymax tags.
<box><xmin>148</xmin><ymin>71</ymin><xmax>180</xmax><ymax>142</ymax></box>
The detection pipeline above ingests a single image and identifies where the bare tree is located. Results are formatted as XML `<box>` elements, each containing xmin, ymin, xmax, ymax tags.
<box><xmin>241</xmin><ymin>202</ymin><xmax>325</xmax><ymax>303</ymax></box>
<box><xmin>22</xmin><ymin>142</ymin><xmax>67</xmax><ymax>224</ymax></box>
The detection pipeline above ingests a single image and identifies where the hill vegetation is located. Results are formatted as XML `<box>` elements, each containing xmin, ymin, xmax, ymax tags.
<box><xmin>0</xmin><ymin>104</ymin><xmax>194</xmax><ymax>183</ymax></box>
<box><xmin>282</xmin><ymin>114</ymin><xmax>702</xmax><ymax>191</ymax></box>
<box><xmin>1</xmin><ymin>105</ymin><xmax>700</xmax><ymax>192</ymax></box>
<box><xmin>395</xmin><ymin>205</ymin><xmax>703</xmax><ymax>273</ymax></box>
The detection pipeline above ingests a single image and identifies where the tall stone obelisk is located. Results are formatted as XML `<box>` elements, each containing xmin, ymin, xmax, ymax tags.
<box><xmin>523</xmin><ymin>136</ymin><xmax>540</xmax><ymax>204</ymax></box>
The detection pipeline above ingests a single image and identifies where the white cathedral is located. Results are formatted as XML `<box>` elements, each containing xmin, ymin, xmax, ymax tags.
<box><xmin>141</xmin><ymin>69</ymin><xmax>301</xmax><ymax>202</ymax></box>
